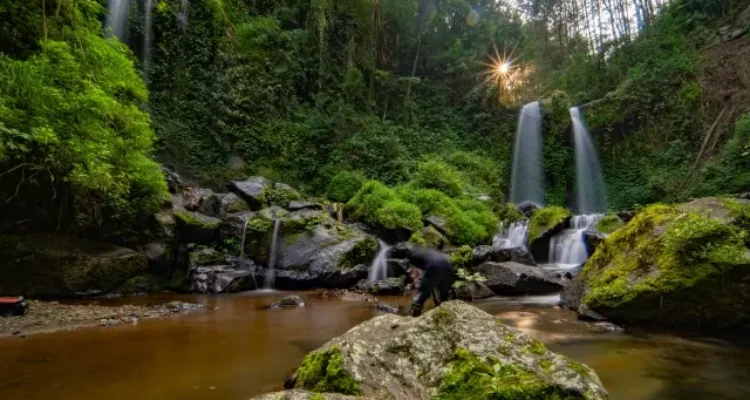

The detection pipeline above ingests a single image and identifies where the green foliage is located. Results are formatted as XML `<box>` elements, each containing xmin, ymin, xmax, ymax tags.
<box><xmin>450</xmin><ymin>246</ymin><xmax>474</xmax><ymax>269</ymax></box>
<box><xmin>0</xmin><ymin>2</ymin><xmax>167</xmax><ymax>235</ymax></box>
<box><xmin>338</xmin><ymin>237</ymin><xmax>378</xmax><ymax>269</ymax></box>
<box><xmin>347</xmin><ymin>180</ymin><xmax>398</xmax><ymax>222</ymax></box>
<box><xmin>453</xmin><ymin>268</ymin><xmax>487</xmax><ymax>290</ymax></box>
<box><xmin>529</xmin><ymin>207</ymin><xmax>571</xmax><ymax>241</ymax></box>
<box><xmin>328</xmin><ymin>171</ymin><xmax>366</xmax><ymax>203</ymax></box>
<box><xmin>375</xmin><ymin>200</ymin><xmax>423</xmax><ymax>231</ymax></box>
<box><xmin>412</xmin><ymin>159</ymin><xmax>466</xmax><ymax>197</ymax></box>
<box><xmin>596</xmin><ymin>214</ymin><xmax>625</xmax><ymax>234</ymax></box>
<box><xmin>295</xmin><ymin>347</ymin><xmax>361</xmax><ymax>395</ymax></box>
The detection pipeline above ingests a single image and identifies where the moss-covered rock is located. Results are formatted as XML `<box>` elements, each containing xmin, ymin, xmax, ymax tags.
<box><xmin>0</xmin><ymin>234</ymin><xmax>147</xmax><ymax>297</ymax></box>
<box><xmin>595</xmin><ymin>214</ymin><xmax>625</xmax><ymax>234</ymax></box>
<box><xmin>174</xmin><ymin>209</ymin><xmax>221</xmax><ymax>244</ymax></box>
<box><xmin>229</xmin><ymin>176</ymin><xmax>271</xmax><ymax>210</ymax></box>
<box><xmin>409</xmin><ymin>225</ymin><xmax>448</xmax><ymax>249</ymax></box>
<box><xmin>220</xmin><ymin>193</ymin><xmax>250</xmax><ymax>215</ymax></box>
<box><xmin>529</xmin><ymin>206</ymin><xmax>571</xmax><ymax>242</ymax></box>
<box><xmin>563</xmin><ymin>201</ymin><xmax>750</xmax><ymax>329</ymax></box>
<box><xmin>250</xmin><ymin>390</ymin><xmax>361</xmax><ymax>400</ymax></box>
<box><xmin>287</xmin><ymin>301</ymin><xmax>608</xmax><ymax>399</ymax></box>
<box><xmin>267</xmin><ymin>182</ymin><xmax>302</xmax><ymax>207</ymax></box>
<box><xmin>115</xmin><ymin>274</ymin><xmax>164</xmax><ymax>295</ymax></box>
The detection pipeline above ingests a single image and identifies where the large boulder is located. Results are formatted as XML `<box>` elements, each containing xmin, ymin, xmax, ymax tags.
<box><xmin>267</xmin><ymin>182</ymin><xmax>302</xmax><ymax>207</ymax></box>
<box><xmin>357</xmin><ymin>277</ymin><xmax>405</xmax><ymax>295</ymax></box>
<box><xmin>454</xmin><ymin>281</ymin><xmax>495</xmax><ymax>300</ymax></box>
<box><xmin>229</xmin><ymin>176</ymin><xmax>271</xmax><ymax>210</ymax></box>
<box><xmin>173</xmin><ymin>209</ymin><xmax>221</xmax><ymax>245</ymax></box>
<box><xmin>188</xmin><ymin>265</ymin><xmax>255</xmax><ymax>294</ymax></box>
<box><xmin>0</xmin><ymin>234</ymin><xmax>147</xmax><ymax>297</ymax></box>
<box><xmin>220</xmin><ymin>192</ymin><xmax>250</xmax><ymax>216</ymax></box>
<box><xmin>528</xmin><ymin>206</ymin><xmax>571</xmax><ymax>263</ymax></box>
<box><xmin>283</xmin><ymin>301</ymin><xmax>608</xmax><ymax>399</ymax></box>
<box><xmin>472</xmin><ymin>245</ymin><xmax>536</xmax><ymax>266</ymax></box>
<box><xmin>475</xmin><ymin>262</ymin><xmax>563</xmax><ymax>295</ymax></box>
<box><xmin>562</xmin><ymin>202</ymin><xmax>750</xmax><ymax>329</ymax></box>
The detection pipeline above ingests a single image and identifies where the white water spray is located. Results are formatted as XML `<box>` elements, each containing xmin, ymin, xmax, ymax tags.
<box><xmin>548</xmin><ymin>214</ymin><xmax>602</xmax><ymax>266</ymax></box>
<box><xmin>368</xmin><ymin>240</ymin><xmax>390</xmax><ymax>282</ymax></box>
<box><xmin>493</xmin><ymin>221</ymin><xmax>528</xmax><ymax>249</ymax></box>
<box><xmin>105</xmin><ymin>0</ymin><xmax>131</xmax><ymax>40</ymax></box>
<box><xmin>571</xmin><ymin>107</ymin><xmax>608</xmax><ymax>213</ymax></box>
<box><xmin>178</xmin><ymin>0</ymin><xmax>189</xmax><ymax>30</ymax></box>
<box><xmin>142</xmin><ymin>0</ymin><xmax>154</xmax><ymax>82</ymax></box>
<box><xmin>510</xmin><ymin>101</ymin><xmax>544</xmax><ymax>206</ymax></box>
<box><xmin>264</xmin><ymin>219</ymin><xmax>281</xmax><ymax>289</ymax></box>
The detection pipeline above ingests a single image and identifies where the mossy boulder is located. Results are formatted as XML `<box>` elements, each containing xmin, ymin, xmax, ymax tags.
<box><xmin>220</xmin><ymin>193</ymin><xmax>250</xmax><ymax>216</ymax></box>
<box><xmin>283</xmin><ymin>301</ymin><xmax>607</xmax><ymax>399</ymax></box>
<box><xmin>0</xmin><ymin>234</ymin><xmax>147</xmax><ymax>297</ymax></box>
<box><xmin>595</xmin><ymin>214</ymin><xmax>625</xmax><ymax>234</ymax></box>
<box><xmin>529</xmin><ymin>206</ymin><xmax>571</xmax><ymax>242</ymax></box>
<box><xmin>409</xmin><ymin>225</ymin><xmax>448</xmax><ymax>249</ymax></box>
<box><xmin>251</xmin><ymin>391</ymin><xmax>362</xmax><ymax>400</ymax></box>
<box><xmin>267</xmin><ymin>182</ymin><xmax>302</xmax><ymax>207</ymax></box>
<box><xmin>173</xmin><ymin>209</ymin><xmax>221</xmax><ymax>245</ymax></box>
<box><xmin>475</xmin><ymin>262</ymin><xmax>563</xmax><ymax>295</ymax></box>
<box><xmin>562</xmin><ymin>201</ymin><xmax>750</xmax><ymax>329</ymax></box>
<box><xmin>229</xmin><ymin>176</ymin><xmax>271</xmax><ymax>210</ymax></box>
<box><xmin>115</xmin><ymin>274</ymin><xmax>164</xmax><ymax>295</ymax></box>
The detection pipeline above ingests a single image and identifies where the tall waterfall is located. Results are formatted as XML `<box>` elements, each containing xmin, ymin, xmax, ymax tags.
<box><xmin>510</xmin><ymin>101</ymin><xmax>544</xmax><ymax>207</ymax></box>
<box><xmin>142</xmin><ymin>0</ymin><xmax>154</xmax><ymax>82</ymax></box>
<box><xmin>493</xmin><ymin>221</ymin><xmax>528</xmax><ymax>249</ymax></box>
<box><xmin>571</xmin><ymin>107</ymin><xmax>608</xmax><ymax>214</ymax></box>
<box><xmin>548</xmin><ymin>214</ymin><xmax>602</xmax><ymax>266</ymax></box>
<box><xmin>368</xmin><ymin>240</ymin><xmax>390</xmax><ymax>282</ymax></box>
<box><xmin>264</xmin><ymin>219</ymin><xmax>282</xmax><ymax>289</ymax></box>
<box><xmin>105</xmin><ymin>0</ymin><xmax>131</xmax><ymax>40</ymax></box>
<box><xmin>178</xmin><ymin>0</ymin><xmax>190</xmax><ymax>30</ymax></box>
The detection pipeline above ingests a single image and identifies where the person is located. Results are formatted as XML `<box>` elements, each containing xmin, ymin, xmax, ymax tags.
<box><xmin>407</xmin><ymin>248</ymin><xmax>456</xmax><ymax>317</ymax></box>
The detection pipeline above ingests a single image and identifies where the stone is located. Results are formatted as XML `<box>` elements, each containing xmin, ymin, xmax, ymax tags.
<box><xmin>267</xmin><ymin>295</ymin><xmax>306</xmax><ymax>308</ymax></box>
<box><xmin>287</xmin><ymin>201</ymin><xmax>324</xmax><ymax>211</ymax></box>
<box><xmin>454</xmin><ymin>281</ymin><xmax>495</xmax><ymax>301</ymax></box>
<box><xmin>189</xmin><ymin>247</ymin><xmax>226</xmax><ymax>267</ymax></box>
<box><xmin>162</xmin><ymin>166</ymin><xmax>184</xmax><ymax>193</ymax></box>
<box><xmin>188</xmin><ymin>265</ymin><xmax>255</xmax><ymax>294</ymax></box>
<box><xmin>0</xmin><ymin>234</ymin><xmax>147</xmax><ymax>297</ymax></box>
<box><xmin>475</xmin><ymin>261</ymin><xmax>563</xmax><ymax>295</ymax></box>
<box><xmin>423</xmin><ymin>215</ymin><xmax>448</xmax><ymax>235</ymax></box>
<box><xmin>267</xmin><ymin>182</ymin><xmax>302</xmax><ymax>207</ymax></box>
<box><xmin>375</xmin><ymin>302</ymin><xmax>401</xmax><ymax>314</ymax></box>
<box><xmin>414</xmin><ymin>225</ymin><xmax>448</xmax><ymax>249</ymax></box>
<box><xmin>220</xmin><ymin>193</ymin><xmax>250</xmax><ymax>216</ymax></box>
<box><xmin>358</xmin><ymin>277</ymin><xmax>405</xmax><ymax>295</ymax></box>
<box><xmin>250</xmin><ymin>391</ymin><xmax>362</xmax><ymax>400</ymax></box>
<box><xmin>517</xmin><ymin>201</ymin><xmax>540</xmax><ymax>217</ymax></box>
<box><xmin>577</xmin><ymin>304</ymin><xmax>607</xmax><ymax>321</ymax></box>
<box><xmin>471</xmin><ymin>245</ymin><xmax>536</xmax><ymax>266</ymax></box>
<box><xmin>582</xmin><ymin>229</ymin><xmax>606</xmax><ymax>256</ymax></box>
<box><xmin>285</xmin><ymin>301</ymin><xmax>608</xmax><ymax>399</ymax></box>
<box><xmin>173</xmin><ymin>209</ymin><xmax>221</xmax><ymax>245</ymax></box>
<box><xmin>115</xmin><ymin>274</ymin><xmax>162</xmax><ymax>295</ymax></box>
<box><xmin>587</xmin><ymin>322</ymin><xmax>624</xmax><ymax>333</ymax></box>
<box><xmin>229</xmin><ymin>176</ymin><xmax>271</xmax><ymax>210</ymax></box>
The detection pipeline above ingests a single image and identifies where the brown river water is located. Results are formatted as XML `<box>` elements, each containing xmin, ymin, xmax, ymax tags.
<box><xmin>1</xmin><ymin>291</ymin><xmax>749</xmax><ymax>400</ymax></box>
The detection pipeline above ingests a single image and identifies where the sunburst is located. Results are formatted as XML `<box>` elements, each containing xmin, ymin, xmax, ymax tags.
<box><xmin>480</xmin><ymin>41</ymin><xmax>521</xmax><ymax>104</ymax></box>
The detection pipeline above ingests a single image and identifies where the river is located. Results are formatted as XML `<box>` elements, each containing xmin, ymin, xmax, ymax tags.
<box><xmin>1</xmin><ymin>292</ymin><xmax>749</xmax><ymax>399</ymax></box>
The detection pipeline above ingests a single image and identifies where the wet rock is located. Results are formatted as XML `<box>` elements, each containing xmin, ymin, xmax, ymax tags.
<box><xmin>517</xmin><ymin>201</ymin><xmax>541</xmax><ymax>217</ymax></box>
<box><xmin>587</xmin><ymin>322</ymin><xmax>624</xmax><ymax>333</ymax></box>
<box><xmin>314</xmin><ymin>289</ymin><xmax>377</xmax><ymax>302</ymax></box>
<box><xmin>267</xmin><ymin>183</ymin><xmax>302</xmax><ymax>207</ymax></box>
<box><xmin>229</xmin><ymin>176</ymin><xmax>271</xmax><ymax>210</ymax></box>
<box><xmin>577</xmin><ymin>304</ymin><xmax>607</xmax><ymax>321</ymax></box>
<box><xmin>115</xmin><ymin>274</ymin><xmax>162</xmax><ymax>295</ymax></box>
<box><xmin>375</xmin><ymin>302</ymin><xmax>401</xmax><ymax>314</ymax></box>
<box><xmin>162</xmin><ymin>166</ymin><xmax>185</xmax><ymax>193</ymax></box>
<box><xmin>287</xmin><ymin>201</ymin><xmax>324</xmax><ymax>211</ymax></box>
<box><xmin>583</xmin><ymin>229</ymin><xmax>606</xmax><ymax>255</ymax></box>
<box><xmin>267</xmin><ymin>295</ymin><xmax>306</xmax><ymax>308</ymax></box>
<box><xmin>389</xmin><ymin>242</ymin><xmax>413</xmax><ymax>259</ymax></box>
<box><xmin>189</xmin><ymin>247</ymin><xmax>226</xmax><ymax>267</ymax></box>
<box><xmin>251</xmin><ymin>391</ymin><xmax>361</xmax><ymax>400</ymax></box>
<box><xmin>475</xmin><ymin>261</ymin><xmax>563</xmax><ymax>295</ymax></box>
<box><xmin>424</xmin><ymin>215</ymin><xmax>448</xmax><ymax>235</ymax></box>
<box><xmin>472</xmin><ymin>245</ymin><xmax>536</xmax><ymax>267</ymax></box>
<box><xmin>220</xmin><ymin>193</ymin><xmax>250</xmax><ymax>216</ymax></box>
<box><xmin>617</xmin><ymin>210</ymin><xmax>636</xmax><ymax>223</ymax></box>
<box><xmin>173</xmin><ymin>209</ymin><xmax>221</xmax><ymax>245</ymax></box>
<box><xmin>454</xmin><ymin>281</ymin><xmax>495</xmax><ymax>301</ymax></box>
<box><xmin>219</xmin><ymin>211</ymin><xmax>255</xmax><ymax>240</ymax></box>
<box><xmin>188</xmin><ymin>265</ymin><xmax>255</xmax><ymax>294</ymax></box>
<box><xmin>285</xmin><ymin>301</ymin><xmax>608</xmax><ymax>399</ymax></box>
<box><xmin>358</xmin><ymin>277</ymin><xmax>406</xmax><ymax>295</ymax></box>
<box><xmin>0</xmin><ymin>234</ymin><xmax>147</xmax><ymax>297</ymax></box>
<box><xmin>413</xmin><ymin>225</ymin><xmax>448</xmax><ymax>249</ymax></box>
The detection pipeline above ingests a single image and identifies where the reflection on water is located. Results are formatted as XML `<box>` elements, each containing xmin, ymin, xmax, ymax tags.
<box><xmin>1</xmin><ymin>292</ymin><xmax>749</xmax><ymax>400</ymax></box>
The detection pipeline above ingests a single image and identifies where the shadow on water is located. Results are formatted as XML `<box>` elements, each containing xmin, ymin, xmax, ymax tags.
<box><xmin>1</xmin><ymin>292</ymin><xmax>750</xmax><ymax>400</ymax></box>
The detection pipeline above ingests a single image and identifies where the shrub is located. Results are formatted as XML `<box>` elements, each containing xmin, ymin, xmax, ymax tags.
<box><xmin>347</xmin><ymin>180</ymin><xmax>397</xmax><ymax>222</ymax></box>
<box><xmin>412</xmin><ymin>159</ymin><xmax>465</xmax><ymax>197</ymax></box>
<box><xmin>328</xmin><ymin>171</ymin><xmax>366</xmax><ymax>203</ymax></box>
<box><xmin>375</xmin><ymin>200</ymin><xmax>423</xmax><ymax>231</ymax></box>
<box><xmin>495</xmin><ymin>203</ymin><xmax>526</xmax><ymax>224</ymax></box>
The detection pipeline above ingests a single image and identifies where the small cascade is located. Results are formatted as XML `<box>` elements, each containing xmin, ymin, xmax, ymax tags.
<box><xmin>238</xmin><ymin>216</ymin><xmax>259</xmax><ymax>289</ymax></box>
<box><xmin>264</xmin><ymin>219</ymin><xmax>282</xmax><ymax>289</ymax></box>
<box><xmin>493</xmin><ymin>221</ymin><xmax>528</xmax><ymax>249</ymax></box>
<box><xmin>548</xmin><ymin>214</ymin><xmax>602</xmax><ymax>266</ymax></box>
<box><xmin>368</xmin><ymin>240</ymin><xmax>390</xmax><ymax>282</ymax></box>
<box><xmin>178</xmin><ymin>0</ymin><xmax>189</xmax><ymax>30</ymax></box>
<box><xmin>142</xmin><ymin>0</ymin><xmax>154</xmax><ymax>82</ymax></box>
<box><xmin>571</xmin><ymin>107</ymin><xmax>608</xmax><ymax>214</ymax></box>
<box><xmin>510</xmin><ymin>101</ymin><xmax>544</xmax><ymax>206</ymax></box>
<box><xmin>105</xmin><ymin>0</ymin><xmax>131</xmax><ymax>40</ymax></box>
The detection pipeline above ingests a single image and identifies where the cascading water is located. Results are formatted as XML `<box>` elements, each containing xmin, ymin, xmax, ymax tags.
<box><xmin>264</xmin><ymin>219</ymin><xmax>281</xmax><ymax>289</ymax></box>
<box><xmin>571</xmin><ymin>107</ymin><xmax>608</xmax><ymax>214</ymax></box>
<box><xmin>510</xmin><ymin>101</ymin><xmax>544</xmax><ymax>206</ymax></box>
<box><xmin>238</xmin><ymin>216</ymin><xmax>259</xmax><ymax>289</ymax></box>
<box><xmin>493</xmin><ymin>221</ymin><xmax>528</xmax><ymax>249</ymax></box>
<box><xmin>178</xmin><ymin>0</ymin><xmax>189</xmax><ymax>30</ymax></box>
<box><xmin>368</xmin><ymin>240</ymin><xmax>390</xmax><ymax>282</ymax></box>
<box><xmin>548</xmin><ymin>214</ymin><xmax>602</xmax><ymax>266</ymax></box>
<box><xmin>142</xmin><ymin>0</ymin><xmax>154</xmax><ymax>82</ymax></box>
<box><xmin>105</xmin><ymin>0</ymin><xmax>131</xmax><ymax>40</ymax></box>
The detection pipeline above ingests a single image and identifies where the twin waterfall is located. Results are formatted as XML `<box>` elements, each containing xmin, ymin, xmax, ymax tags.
<box><xmin>508</xmin><ymin>102</ymin><xmax>608</xmax><ymax>266</ymax></box>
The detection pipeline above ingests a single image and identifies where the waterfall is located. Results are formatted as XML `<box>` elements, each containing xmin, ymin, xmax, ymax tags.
<box><xmin>493</xmin><ymin>221</ymin><xmax>528</xmax><ymax>249</ymax></box>
<box><xmin>264</xmin><ymin>219</ymin><xmax>281</xmax><ymax>289</ymax></box>
<box><xmin>142</xmin><ymin>0</ymin><xmax>154</xmax><ymax>82</ymax></box>
<box><xmin>178</xmin><ymin>0</ymin><xmax>189</xmax><ymax>30</ymax></box>
<box><xmin>238</xmin><ymin>216</ymin><xmax>259</xmax><ymax>289</ymax></box>
<box><xmin>571</xmin><ymin>107</ymin><xmax>608</xmax><ymax>214</ymax></box>
<box><xmin>368</xmin><ymin>240</ymin><xmax>390</xmax><ymax>282</ymax></box>
<box><xmin>510</xmin><ymin>101</ymin><xmax>544</xmax><ymax>207</ymax></box>
<box><xmin>548</xmin><ymin>214</ymin><xmax>602</xmax><ymax>266</ymax></box>
<box><xmin>105</xmin><ymin>0</ymin><xmax>131</xmax><ymax>40</ymax></box>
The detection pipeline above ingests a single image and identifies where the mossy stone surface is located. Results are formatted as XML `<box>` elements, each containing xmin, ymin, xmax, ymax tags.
<box><xmin>529</xmin><ymin>206</ymin><xmax>571</xmax><ymax>242</ymax></box>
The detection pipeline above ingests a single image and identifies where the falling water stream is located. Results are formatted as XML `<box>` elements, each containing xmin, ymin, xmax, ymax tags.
<box><xmin>105</xmin><ymin>0</ymin><xmax>130</xmax><ymax>40</ymax></box>
<box><xmin>142</xmin><ymin>0</ymin><xmax>154</xmax><ymax>82</ymax></box>
<box><xmin>179</xmin><ymin>0</ymin><xmax>190</xmax><ymax>30</ymax></box>
<box><xmin>368</xmin><ymin>240</ymin><xmax>390</xmax><ymax>282</ymax></box>
<box><xmin>548</xmin><ymin>214</ymin><xmax>602</xmax><ymax>266</ymax></box>
<box><xmin>571</xmin><ymin>107</ymin><xmax>608</xmax><ymax>214</ymax></box>
<box><xmin>264</xmin><ymin>219</ymin><xmax>281</xmax><ymax>289</ymax></box>
<box><xmin>510</xmin><ymin>101</ymin><xmax>544</xmax><ymax>206</ymax></box>
<box><xmin>493</xmin><ymin>221</ymin><xmax>529</xmax><ymax>249</ymax></box>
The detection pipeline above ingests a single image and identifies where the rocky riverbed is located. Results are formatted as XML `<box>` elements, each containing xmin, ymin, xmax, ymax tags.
<box><xmin>0</xmin><ymin>300</ymin><xmax>203</xmax><ymax>337</ymax></box>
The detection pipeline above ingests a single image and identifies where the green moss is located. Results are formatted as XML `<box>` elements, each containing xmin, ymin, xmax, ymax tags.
<box><xmin>338</xmin><ymin>237</ymin><xmax>378</xmax><ymax>269</ymax></box>
<box><xmin>539</xmin><ymin>358</ymin><xmax>554</xmax><ymax>373</ymax></box>
<box><xmin>596</xmin><ymin>214</ymin><xmax>625</xmax><ymax>234</ymax></box>
<box><xmin>246</xmin><ymin>217</ymin><xmax>273</xmax><ymax>235</ymax></box>
<box><xmin>529</xmin><ymin>206</ymin><xmax>571</xmax><ymax>241</ymax></box>
<box><xmin>225</xmin><ymin>198</ymin><xmax>250</xmax><ymax>213</ymax></box>
<box><xmin>295</xmin><ymin>347</ymin><xmax>361</xmax><ymax>395</ymax></box>
<box><xmin>450</xmin><ymin>246</ymin><xmax>473</xmax><ymax>269</ymax></box>
<box><xmin>376</xmin><ymin>199</ymin><xmax>423</xmax><ymax>231</ymax></box>
<box><xmin>565</xmin><ymin>358</ymin><xmax>591</xmax><ymax>377</ymax></box>
<box><xmin>410</xmin><ymin>226</ymin><xmax>447</xmax><ymax>249</ymax></box>
<box><xmin>310</xmin><ymin>394</ymin><xmax>326</xmax><ymax>400</ymax></box>
<box><xmin>528</xmin><ymin>339</ymin><xmax>547</xmax><ymax>356</ymax></box>
<box><xmin>328</xmin><ymin>171</ymin><xmax>366</xmax><ymax>203</ymax></box>
<box><xmin>434</xmin><ymin>348</ymin><xmax>583</xmax><ymax>400</ymax></box>
<box><xmin>173</xmin><ymin>209</ymin><xmax>220</xmax><ymax>230</ymax></box>
<box><xmin>496</xmin><ymin>203</ymin><xmax>526</xmax><ymax>224</ymax></box>
<box><xmin>266</xmin><ymin>186</ymin><xmax>301</xmax><ymax>207</ymax></box>
<box><xmin>505</xmin><ymin>331</ymin><xmax>517</xmax><ymax>343</ymax></box>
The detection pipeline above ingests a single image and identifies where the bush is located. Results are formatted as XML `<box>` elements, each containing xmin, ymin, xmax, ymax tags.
<box><xmin>328</xmin><ymin>171</ymin><xmax>366</xmax><ymax>203</ymax></box>
<box><xmin>347</xmin><ymin>180</ymin><xmax>397</xmax><ymax>222</ymax></box>
<box><xmin>376</xmin><ymin>200</ymin><xmax>423</xmax><ymax>231</ymax></box>
<box><xmin>412</xmin><ymin>159</ymin><xmax>465</xmax><ymax>197</ymax></box>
